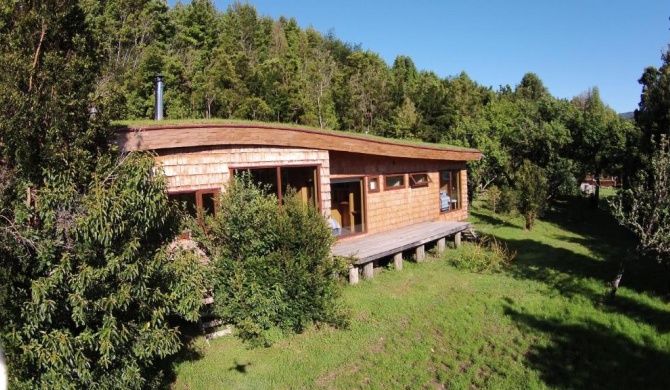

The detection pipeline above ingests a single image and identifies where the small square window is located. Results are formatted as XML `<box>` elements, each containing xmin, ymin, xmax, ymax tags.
<box><xmin>409</xmin><ymin>173</ymin><xmax>431</xmax><ymax>187</ymax></box>
<box><xmin>385</xmin><ymin>174</ymin><xmax>405</xmax><ymax>190</ymax></box>
<box><xmin>368</xmin><ymin>176</ymin><xmax>380</xmax><ymax>193</ymax></box>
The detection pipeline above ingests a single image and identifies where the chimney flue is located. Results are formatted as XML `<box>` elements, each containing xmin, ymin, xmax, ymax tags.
<box><xmin>154</xmin><ymin>73</ymin><xmax>164</xmax><ymax>120</ymax></box>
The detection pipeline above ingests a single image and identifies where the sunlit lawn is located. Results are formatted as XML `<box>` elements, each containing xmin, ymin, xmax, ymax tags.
<box><xmin>171</xmin><ymin>195</ymin><xmax>670</xmax><ymax>389</ymax></box>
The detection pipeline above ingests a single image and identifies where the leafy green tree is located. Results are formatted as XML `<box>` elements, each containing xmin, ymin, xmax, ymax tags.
<box><xmin>82</xmin><ymin>0</ymin><xmax>173</xmax><ymax>119</ymax></box>
<box><xmin>390</xmin><ymin>55</ymin><xmax>418</xmax><ymax>106</ymax></box>
<box><xmin>516</xmin><ymin>160</ymin><xmax>548</xmax><ymax>230</ymax></box>
<box><xmin>334</xmin><ymin>50</ymin><xmax>390</xmax><ymax>132</ymax></box>
<box><xmin>0</xmin><ymin>0</ymin><xmax>112</xmax><ymax>187</ymax></box>
<box><xmin>570</xmin><ymin>88</ymin><xmax>630</xmax><ymax>206</ymax></box>
<box><xmin>0</xmin><ymin>2</ymin><xmax>207</xmax><ymax>387</ymax></box>
<box><xmin>412</xmin><ymin>70</ymin><xmax>449</xmax><ymax>142</ymax></box>
<box><xmin>635</xmin><ymin>43</ymin><xmax>670</xmax><ymax>158</ymax></box>
<box><xmin>5</xmin><ymin>154</ymin><xmax>207</xmax><ymax>389</ymax></box>
<box><xmin>300</xmin><ymin>28</ymin><xmax>338</xmax><ymax>129</ymax></box>
<box><xmin>515</xmin><ymin>72</ymin><xmax>550</xmax><ymax>101</ymax></box>
<box><xmin>387</xmin><ymin>96</ymin><xmax>420</xmax><ymax>139</ymax></box>
<box><xmin>611</xmin><ymin>136</ymin><xmax>670</xmax><ymax>297</ymax></box>
<box><xmin>196</xmin><ymin>175</ymin><xmax>349</xmax><ymax>346</ymax></box>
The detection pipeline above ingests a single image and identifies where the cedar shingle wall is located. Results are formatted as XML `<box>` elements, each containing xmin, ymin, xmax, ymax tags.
<box><xmin>153</xmin><ymin>147</ymin><xmax>471</xmax><ymax>234</ymax></box>
<box><xmin>155</xmin><ymin>146</ymin><xmax>331</xmax><ymax>211</ymax></box>
<box><xmin>330</xmin><ymin>151</ymin><xmax>470</xmax><ymax>234</ymax></box>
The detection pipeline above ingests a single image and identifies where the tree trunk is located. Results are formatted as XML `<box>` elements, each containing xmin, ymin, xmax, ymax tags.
<box><xmin>591</xmin><ymin>172</ymin><xmax>601</xmax><ymax>208</ymax></box>
<box><xmin>607</xmin><ymin>260</ymin><xmax>625</xmax><ymax>302</ymax></box>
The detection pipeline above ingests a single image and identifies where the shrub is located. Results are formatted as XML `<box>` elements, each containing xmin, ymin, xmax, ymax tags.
<box><xmin>499</xmin><ymin>186</ymin><xmax>518</xmax><ymax>215</ymax></box>
<box><xmin>1</xmin><ymin>153</ymin><xmax>208</xmax><ymax>389</ymax></box>
<box><xmin>446</xmin><ymin>236</ymin><xmax>516</xmax><ymax>273</ymax></box>
<box><xmin>516</xmin><ymin>160</ymin><xmax>549</xmax><ymax>230</ymax></box>
<box><xmin>486</xmin><ymin>185</ymin><xmax>502</xmax><ymax>213</ymax></box>
<box><xmin>196</xmin><ymin>175</ymin><xmax>349</xmax><ymax>346</ymax></box>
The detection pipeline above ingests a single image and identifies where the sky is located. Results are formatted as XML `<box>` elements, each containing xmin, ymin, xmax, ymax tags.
<box><xmin>187</xmin><ymin>1</ymin><xmax>668</xmax><ymax>113</ymax></box>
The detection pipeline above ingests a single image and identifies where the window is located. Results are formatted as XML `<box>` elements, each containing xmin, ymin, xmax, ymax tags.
<box><xmin>409</xmin><ymin>173</ymin><xmax>431</xmax><ymax>188</ymax></box>
<box><xmin>384</xmin><ymin>174</ymin><xmax>405</xmax><ymax>190</ymax></box>
<box><xmin>368</xmin><ymin>176</ymin><xmax>380</xmax><ymax>193</ymax></box>
<box><xmin>233</xmin><ymin>165</ymin><xmax>320</xmax><ymax>209</ymax></box>
<box><xmin>169</xmin><ymin>189</ymin><xmax>220</xmax><ymax>219</ymax></box>
<box><xmin>439</xmin><ymin>170</ymin><xmax>462</xmax><ymax>212</ymax></box>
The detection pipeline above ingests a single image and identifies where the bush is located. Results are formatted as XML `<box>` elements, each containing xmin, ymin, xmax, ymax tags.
<box><xmin>486</xmin><ymin>185</ymin><xmax>502</xmax><ymax>213</ymax></box>
<box><xmin>516</xmin><ymin>160</ymin><xmax>549</xmax><ymax>230</ymax></box>
<box><xmin>196</xmin><ymin>175</ymin><xmax>349</xmax><ymax>346</ymax></box>
<box><xmin>499</xmin><ymin>186</ymin><xmax>518</xmax><ymax>215</ymax></box>
<box><xmin>446</xmin><ymin>236</ymin><xmax>516</xmax><ymax>273</ymax></box>
<box><xmin>1</xmin><ymin>153</ymin><xmax>209</xmax><ymax>389</ymax></box>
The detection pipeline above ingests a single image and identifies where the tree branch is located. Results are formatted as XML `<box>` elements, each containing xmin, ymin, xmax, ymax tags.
<box><xmin>29</xmin><ymin>23</ymin><xmax>47</xmax><ymax>92</ymax></box>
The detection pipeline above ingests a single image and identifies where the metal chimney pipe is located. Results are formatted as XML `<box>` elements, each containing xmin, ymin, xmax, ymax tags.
<box><xmin>154</xmin><ymin>73</ymin><xmax>164</xmax><ymax>120</ymax></box>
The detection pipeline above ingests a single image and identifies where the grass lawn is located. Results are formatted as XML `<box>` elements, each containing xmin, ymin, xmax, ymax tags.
<box><xmin>171</xmin><ymin>195</ymin><xmax>670</xmax><ymax>389</ymax></box>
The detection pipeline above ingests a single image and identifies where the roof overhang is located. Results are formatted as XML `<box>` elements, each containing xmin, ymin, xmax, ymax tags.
<box><xmin>117</xmin><ymin>123</ymin><xmax>483</xmax><ymax>161</ymax></box>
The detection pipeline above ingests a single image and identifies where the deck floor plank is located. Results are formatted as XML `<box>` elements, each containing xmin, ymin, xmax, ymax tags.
<box><xmin>332</xmin><ymin>221</ymin><xmax>470</xmax><ymax>264</ymax></box>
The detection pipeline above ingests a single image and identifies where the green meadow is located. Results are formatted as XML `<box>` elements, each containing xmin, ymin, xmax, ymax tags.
<box><xmin>172</xmin><ymin>195</ymin><xmax>670</xmax><ymax>389</ymax></box>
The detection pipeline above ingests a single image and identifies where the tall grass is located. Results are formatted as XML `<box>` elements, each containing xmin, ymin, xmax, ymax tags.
<box><xmin>172</xmin><ymin>196</ymin><xmax>670</xmax><ymax>389</ymax></box>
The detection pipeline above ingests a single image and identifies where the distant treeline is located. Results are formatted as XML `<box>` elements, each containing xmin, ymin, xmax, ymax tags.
<box><xmin>85</xmin><ymin>0</ymin><xmax>665</xmax><ymax>200</ymax></box>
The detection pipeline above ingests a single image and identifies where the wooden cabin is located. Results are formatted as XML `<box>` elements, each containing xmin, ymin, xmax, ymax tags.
<box><xmin>117</xmin><ymin>122</ymin><xmax>483</xmax><ymax>281</ymax></box>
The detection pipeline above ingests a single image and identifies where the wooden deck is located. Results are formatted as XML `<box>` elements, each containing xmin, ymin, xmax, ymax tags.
<box><xmin>332</xmin><ymin>221</ymin><xmax>471</xmax><ymax>265</ymax></box>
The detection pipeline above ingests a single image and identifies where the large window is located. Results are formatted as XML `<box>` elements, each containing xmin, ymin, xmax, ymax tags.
<box><xmin>439</xmin><ymin>170</ymin><xmax>461</xmax><ymax>212</ymax></box>
<box><xmin>233</xmin><ymin>165</ymin><xmax>320</xmax><ymax>209</ymax></box>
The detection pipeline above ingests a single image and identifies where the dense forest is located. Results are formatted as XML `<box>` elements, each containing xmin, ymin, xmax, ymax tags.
<box><xmin>83</xmin><ymin>0</ymin><xmax>641</xmax><ymax>203</ymax></box>
<box><xmin>2</xmin><ymin>0</ymin><xmax>670</xmax><ymax>388</ymax></box>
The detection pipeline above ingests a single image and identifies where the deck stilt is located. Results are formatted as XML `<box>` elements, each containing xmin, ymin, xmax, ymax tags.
<box><xmin>393</xmin><ymin>253</ymin><xmax>403</xmax><ymax>270</ymax></box>
<box><xmin>349</xmin><ymin>265</ymin><xmax>359</xmax><ymax>285</ymax></box>
<box><xmin>416</xmin><ymin>245</ymin><xmax>425</xmax><ymax>262</ymax></box>
<box><xmin>363</xmin><ymin>262</ymin><xmax>374</xmax><ymax>279</ymax></box>
<box><xmin>437</xmin><ymin>237</ymin><xmax>446</xmax><ymax>254</ymax></box>
<box><xmin>455</xmin><ymin>231</ymin><xmax>462</xmax><ymax>248</ymax></box>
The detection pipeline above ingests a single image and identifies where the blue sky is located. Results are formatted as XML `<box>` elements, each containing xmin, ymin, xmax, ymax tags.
<box><xmin>188</xmin><ymin>1</ymin><xmax>668</xmax><ymax>113</ymax></box>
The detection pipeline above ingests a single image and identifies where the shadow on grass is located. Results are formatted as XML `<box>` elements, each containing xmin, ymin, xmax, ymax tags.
<box><xmin>471</xmin><ymin>196</ymin><xmax>670</xmax><ymax>334</ymax></box>
<box><xmin>602</xmin><ymin>294</ymin><xmax>670</xmax><ymax>333</ymax></box>
<box><xmin>229</xmin><ymin>359</ymin><xmax>252</xmax><ymax>374</ymax></box>
<box><xmin>469</xmin><ymin>208</ymin><xmax>520</xmax><ymax>230</ymax></box>
<box><xmin>157</xmin><ymin>320</ymin><xmax>206</xmax><ymax>387</ymax></box>
<box><xmin>545</xmin><ymin>196</ymin><xmax>667</xmax><ymax>297</ymax></box>
<box><xmin>502</xmin><ymin>237</ymin><xmax>614</xmax><ymax>308</ymax></box>
<box><xmin>473</xmin><ymin>195</ymin><xmax>668</xmax><ymax>298</ymax></box>
<box><xmin>504</xmin><ymin>306</ymin><xmax>670</xmax><ymax>390</ymax></box>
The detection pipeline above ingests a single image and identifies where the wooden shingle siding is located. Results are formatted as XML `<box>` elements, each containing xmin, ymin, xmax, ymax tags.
<box><xmin>156</xmin><ymin>145</ymin><xmax>331</xmax><ymax>211</ymax></box>
<box><xmin>330</xmin><ymin>151</ymin><xmax>469</xmax><ymax>235</ymax></box>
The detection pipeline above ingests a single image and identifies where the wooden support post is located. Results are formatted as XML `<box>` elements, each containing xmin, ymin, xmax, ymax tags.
<box><xmin>455</xmin><ymin>231</ymin><xmax>462</xmax><ymax>248</ymax></box>
<box><xmin>363</xmin><ymin>262</ymin><xmax>374</xmax><ymax>279</ymax></box>
<box><xmin>349</xmin><ymin>265</ymin><xmax>359</xmax><ymax>285</ymax></box>
<box><xmin>437</xmin><ymin>237</ymin><xmax>446</xmax><ymax>254</ymax></box>
<box><xmin>416</xmin><ymin>245</ymin><xmax>425</xmax><ymax>262</ymax></box>
<box><xmin>393</xmin><ymin>253</ymin><xmax>403</xmax><ymax>270</ymax></box>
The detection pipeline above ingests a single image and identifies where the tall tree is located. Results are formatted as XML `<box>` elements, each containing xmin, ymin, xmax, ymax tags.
<box><xmin>611</xmin><ymin>135</ymin><xmax>670</xmax><ymax>297</ymax></box>
<box><xmin>570</xmin><ymin>87</ymin><xmax>629</xmax><ymax>206</ymax></box>
<box><xmin>635</xmin><ymin>41</ymin><xmax>670</xmax><ymax>169</ymax></box>
<box><xmin>0</xmin><ymin>2</ymin><xmax>207</xmax><ymax>387</ymax></box>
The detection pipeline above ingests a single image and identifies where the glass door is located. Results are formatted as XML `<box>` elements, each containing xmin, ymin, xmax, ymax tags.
<box><xmin>330</xmin><ymin>178</ymin><xmax>365</xmax><ymax>237</ymax></box>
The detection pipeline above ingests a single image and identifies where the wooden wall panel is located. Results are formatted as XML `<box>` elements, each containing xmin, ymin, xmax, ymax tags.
<box><xmin>156</xmin><ymin>146</ymin><xmax>331</xmax><ymax>212</ymax></box>
<box><xmin>329</xmin><ymin>152</ymin><xmax>470</xmax><ymax>235</ymax></box>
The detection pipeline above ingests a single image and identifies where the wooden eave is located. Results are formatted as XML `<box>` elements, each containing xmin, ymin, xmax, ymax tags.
<box><xmin>117</xmin><ymin>123</ymin><xmax>483</xmax><ymax>161</ymax></box>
